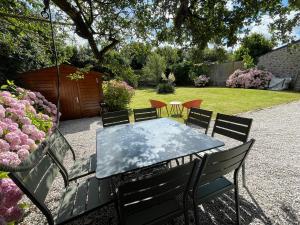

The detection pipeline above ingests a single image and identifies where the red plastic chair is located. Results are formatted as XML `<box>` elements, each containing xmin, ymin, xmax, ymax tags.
<box><xmin>149</xmin><ymin>99</ymin><xmax>169</xmax><ymax>117</ymax></box>
<box><xmin>181</xmin><ymin>99</ymin><xmax>203</xmax><ymax>115</ymax></box>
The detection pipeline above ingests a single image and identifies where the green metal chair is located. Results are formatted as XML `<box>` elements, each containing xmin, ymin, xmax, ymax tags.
<box><xmin>133</xmin><ymin>107</ymin><xmax>158</xmax><ymax>122</ymax></box>
<box><xmin>191</xmin><ymin>139</ymin><xmax>255</xmax><ymax>225</ymax></box>
<box><xmin>185</xmin><ymin>108</ymin><xmax>213</xmax><ymax>134</ymax></box>
<box><xmin>8</xmin><ymin>143</ymin><xmax>114</xmax><ymax>225</ymax></box>
<box><xmin>47</xmin><ymin>128</ymin><xmax>96</xmax><ymax>186</ymax></box>
<box><xmin>211</xmin><ymin>113</ymin><xmax>253</xmax><ymax>187</ymax></box>
<box><xmin>102</xmin><ymin>110</ymin><xmax>130</xmax><ymax>127</ymax></box>
<box><xmin>117</xmin><ymin>159</ymin><xmax>200</xmax><ymax>225</ymax></box>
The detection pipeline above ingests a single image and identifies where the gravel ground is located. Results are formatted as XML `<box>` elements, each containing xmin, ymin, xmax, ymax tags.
<box><xmin>19</xmin><ymin>101</ymin><xmax>300</xmax><ymax>225</ymax></box>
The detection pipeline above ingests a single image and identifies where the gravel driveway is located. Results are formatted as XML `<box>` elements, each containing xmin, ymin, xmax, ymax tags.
<box><xmin>20</xmin><ymin>101</ymin><xmax>300</xmax><ymax>225</ymax></box>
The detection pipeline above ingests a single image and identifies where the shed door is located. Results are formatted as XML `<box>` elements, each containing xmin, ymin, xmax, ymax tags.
<box><xmin>60</xmin><ymin>76</ymin><xmax>82</xmax><ymax>120</ymax></box>
<box><xmin>77</xmin><ymin>74</ymin><xmax>101</xmax><ymax>117</ymax></box>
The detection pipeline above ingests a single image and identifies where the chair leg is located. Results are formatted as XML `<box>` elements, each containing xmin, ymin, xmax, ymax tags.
<box><xmin>242</xmin><ymin>163</ymin><xmax>246</xmax><ymax>187</ymax></box>
<box><xmin>184</xmin><ymin>209</ymin><xmax>189</xmax><ymax>225</ymax></box>
<box><xmin>234</xmin><ymin>184</ymin><xmax>241</xmax><ymax>225</ymax></box>
<box><xmin>166</xmin><ymin>106</ymin><xmax>169</xmax><ymax>116</ymax></box>
<box><xmin>193</xmin><ymin>200</ymin><xmax>200</xmax><ymax>225</ymax></box>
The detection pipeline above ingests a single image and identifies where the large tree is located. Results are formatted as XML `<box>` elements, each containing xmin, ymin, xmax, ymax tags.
<box><xmin>50</xmin><ymin>0</ymin><xmax>298</xmax><ymax>64</ymax></box>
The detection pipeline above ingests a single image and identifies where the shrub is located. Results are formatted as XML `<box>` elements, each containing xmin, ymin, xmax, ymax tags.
<box><xmin>226</xmin><ymin>68</ymin><xmax>272</xmax><ymax>89</ymax></box>
<box><xmin>103</xmin><ymin>80</ymin><xmax>135</xmax><ymax>111</ymax></box>
<box><xmin>157</xmin><ymin>82</ymin><xmax>175</xmax><ymax>94</ymax></box>
<box><xmin>0</xmin><ymin>81</ymin><xmax>58</xmax><ymax>224</ymax></box>
<box><xmin>194</xmin><ymin>75</ymin><xmax>210</xmax><ymax>87</ymax></box>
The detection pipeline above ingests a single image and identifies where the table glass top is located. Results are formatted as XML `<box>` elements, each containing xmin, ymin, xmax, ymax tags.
<box><xmin>96</xmin><ymin>118</ymin><xmax>224</xmax><ymax>179</ymax></box>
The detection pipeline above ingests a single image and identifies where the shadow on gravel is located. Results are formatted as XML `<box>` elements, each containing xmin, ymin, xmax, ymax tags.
<box><xmin>190</xmin><ymin>190</ymin><xmax>272</xmax><ymax>225</ymax></box>
<box><xmin>59</xmin><ymin>117</ymin><xmax>103</xmax><ymax>134</ymax></box>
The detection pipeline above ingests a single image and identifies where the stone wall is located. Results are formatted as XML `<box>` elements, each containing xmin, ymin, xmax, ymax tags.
<box><xmin>257</xmin><ymin>41</ymin><xmax>300</xmax><ymax>90</ymax></box>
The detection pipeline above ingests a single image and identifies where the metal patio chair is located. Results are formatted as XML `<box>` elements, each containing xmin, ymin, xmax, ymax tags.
<box><xmin>191</xmin><ymin>139</ymin><xmax>255</xmax><ymax>225</ymax></box>
<box><xmin>211</xmin><ymin>113</ymin><xmax>253</xmax><ymax>187</ymax></box>
<box><xmin>102</xmin><ymin>110</ymin><xmax>130</xmax><ymax>127</ymax></box>
<box><xmin>185</xmin><ymin>108</ymin><xmax>213</xmax><ymax>134</ymax></box>
<box><xmin>47</xmin><ymin>128</ymin><xmax>97</xmax><ymax>186</ymax></box>
<box><xmin>117</xmin><ymin>159</ymin><xmax>200</xmax><ymax>225</ymax></box>
<box><xmin>133</xmin><ymin>107</ymin><xmax>158</xmax><ymax>122</ymax></box>
<box><xmin>8</xmin><ymin>143</ymin><xmax>114</xmax><ymax>225</ymax></box>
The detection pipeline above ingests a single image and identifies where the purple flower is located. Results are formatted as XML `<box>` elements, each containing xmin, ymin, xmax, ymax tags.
<box><xmin>0</xmin><ymin>152</ymin><xmax>21</xmax><ymax>167</ymax></box>
<box><xmin>0</xmin><ymin>140</ymin><xmax>10</xmax><ymax>152</ymax></box>
<box><xmin>0</xmin><ymin>216</ymin><xmax>6</xmax><ymax>225</ymax></box>
<box><xmin>4</xmin><ymin>206</ymin><xmax>24</xmax><ymax>222</ymax></box>
<box><xmin>0</xmin><ymin>105</ymin><xmax>5</xmax><ymax>119</ymax></box>
<box><xmin>17</xmin><ymin>149</ymin><xmax>30</xmax><ymax>161</ymax></box>
<box><xmin>0</xmin><ymin>179</ymin><xmax>23</xmax><ymax>208</ymax></box>
<box><xmin>5</xmin><ymin>132</ymin><xmax>21</xmax><ymax>145</ymax></box>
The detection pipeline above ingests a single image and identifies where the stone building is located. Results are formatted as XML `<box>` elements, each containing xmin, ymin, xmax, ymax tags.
<box><xmin>257</xmin><ymin>40</ymin><xmax>300</xmax><ymax>91</ymax></box>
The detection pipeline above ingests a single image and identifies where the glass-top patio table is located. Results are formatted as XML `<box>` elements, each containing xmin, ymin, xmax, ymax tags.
<box><xmin>96</xmin><ymin>118</ymin><xmax>224</xmax><ymax>179</ymax></box>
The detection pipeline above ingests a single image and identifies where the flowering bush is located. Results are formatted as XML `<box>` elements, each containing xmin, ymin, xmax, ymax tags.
<box><xmin>103</xmin><ymin>80</ymin><xmax>135</xmax><ymax>111</ymax></box>
<box><xmin>194</xmin><ymin>75</ymin><xmax>210</xmax><ymax>87</ymax></box>
<box><xmin>0</xmin><ymin>82</ymin><xmax>58</xmax><ymax>224</ymax></box>
<box><xmin>226</xmin><ymin>68</ymin><xmax>272</xmax><ymax>89</ymax></box>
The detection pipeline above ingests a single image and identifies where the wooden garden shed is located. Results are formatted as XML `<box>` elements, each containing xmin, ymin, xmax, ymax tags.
<box><xmin>19</xmin><ymin>64</ymin><xmax>103</xmax><ymax>120</ymax></box>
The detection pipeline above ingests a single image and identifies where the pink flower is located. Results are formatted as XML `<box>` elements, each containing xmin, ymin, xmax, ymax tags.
<box><xmin>19</xmin><ymin>117</ymin><xmax>31</xmax><ymax>125</ymax></box>
<box><xmin>17</xmin><ymin>149</ymin><xmax>30</xmax><ymax>161</ymax></box>
<box><xmin>4</xmin><ymin>132</ymin><xmax>21</xmax><ymax>145</ymax></box>
<box><xmin>0</xmin><ymin>105</ymin><xmax>5</xmax><ymax>119</ymax></box>
<box><xmin>27</xmin><ymin>92</ymin><xmax>36</xmax><ymax>99</ymax></box>
<box><xmin>0</xmin><ymin>140</ymin><xmax>10</xmax><ymax>152</ymax></box>
<box><xmin>0</xmin><ymin>179</ymin><xmax>23</xmax><ymax>208</ymax></box>
<box><xmin>0</xmin><ymin>152</ymin><xmax>21</xmax><ymax>167</ymax></box>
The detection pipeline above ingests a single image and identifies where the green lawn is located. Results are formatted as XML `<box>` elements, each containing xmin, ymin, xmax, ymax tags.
<box><xmin>129</xmin><ymin>87</ymin><xmax>300</xmax><ymax>122</ymax></box>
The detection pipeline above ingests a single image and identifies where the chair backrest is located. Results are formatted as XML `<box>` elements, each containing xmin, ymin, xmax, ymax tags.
<box><xmin>9</xmin><ymin>143</ymin><xmax>58</xmax><ymax>225</ymax></box>
<box><xmin>212</xmin><ymin>113</ymin><xmax>253</xmax><ymax>143</ymax></box>
<box><xmin>47</xmin><ymin>128</ymin><xmax>75</xmax><ymax>186</ymax></box>
<box><xmin>194</xmin><ymin>139</ymin><xmax>255</xmax><ymax>188</ymax></box>
<box><xmin>149</xmin><ymin>99</ymin><xmax>167</xmax><ymax>108</ymax></box>
<box><xmin>118</xmin><ymin>160</ymin><xmax>200</xmax><ymax>224</ymax></box>
<box><xmin>133</xmin><ymin>108</ymin><xmax>158</xmax><ymax>122</ymax></box>
<box><xmin>182</xmin><ymin>99</ymin><xmax>203</xmax><ymax>109</ymax></box>
<box><xmin>102</xmin><ymin>110</ymin><xmax>130</xmax><ymax>127</ymax></box>
<box><xmin>187</xmin><ymin>108</ymin><xmax>213</xmax><ymax>134</ymax></box>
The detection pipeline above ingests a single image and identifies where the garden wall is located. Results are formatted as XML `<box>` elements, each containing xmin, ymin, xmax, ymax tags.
<box><xmin>257</xmin><ymin>41</ymin><xmax>300</xmax><ymax>91</ymax></box>
<box><xmin>208</xmin><ymin>61</ymin><xmax>244</xmax><ymax>86</ymax></box>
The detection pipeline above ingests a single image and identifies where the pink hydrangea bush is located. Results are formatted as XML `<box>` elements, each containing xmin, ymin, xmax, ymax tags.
<box><xmin>194</xmin><ymin>75</ymin><xmax>210</xmax><ymax>87</ymax></box>
<box><xmin>226</xmin><ymin>68</ymin><xmax>272</xmax><ymax>89</ymax></box>
<box><xmin>0</xmin><ymin>86</ymin><xmax>58</xmax><ymax>224</ymax></box>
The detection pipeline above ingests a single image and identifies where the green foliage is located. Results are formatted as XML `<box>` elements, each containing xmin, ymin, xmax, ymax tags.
<box><xmin>67</xmin><ymin>65</ymin><xmax>92</xmax><ymax>80</ymax></box>
<box><xmin>121</xmin><ymin>42</ymin><xmax>152</xmax><ymax>70</ymax></box>
<box><xmin>234</xmin><ymin>33</ymin><xmax>274</xmax><ymax>62</ymax></box>
<box><xmin>0</xmin><ymin>0</ymin><xmax>72</xmax><ymax>80</ymax></box>
<box><xmin>26</xmin><ymin>112</ymin><xmax>53</xmax><ymax>134</ymax></box>
<box><xmin>0</xmin><ymin>172</ymin><xmax>8</xmax><ymax>179</ymax></box>
<box><xmin>155</xmin><ymin>46</ymin><xmax>179</xmax><ymax>67</ymax></box>
<box><xmin>103</xmin><ymin>50</ymin><xmax>138</xmax><ymax>88</ymax></box>
<box><xmin>103</xmin><ymin>80</ymin><xmax>135</xmax><ymax>111</ymax></box>
<box><xmin>242</xmin><ymin>54</ymin><xmax>255</xmax><ymax>69</ymax></box>
<box><xmin>157</xmin><ymin>83</ymin><xmax>175</xmax><ymax>94</ymax></box>
<box><xmin>188</xmin><ymin>47</ymin><xmax>229</xmax><ymax>63</ymax></box>
<box><xmin>172</xmin><ymin>61</ymin><xmax>194</xmax><ymax>86</ymax></box>
<box><xmin>142</xmin><ymin>53</ymin><xmax>167</xmax><ymax>85</ymax></box>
